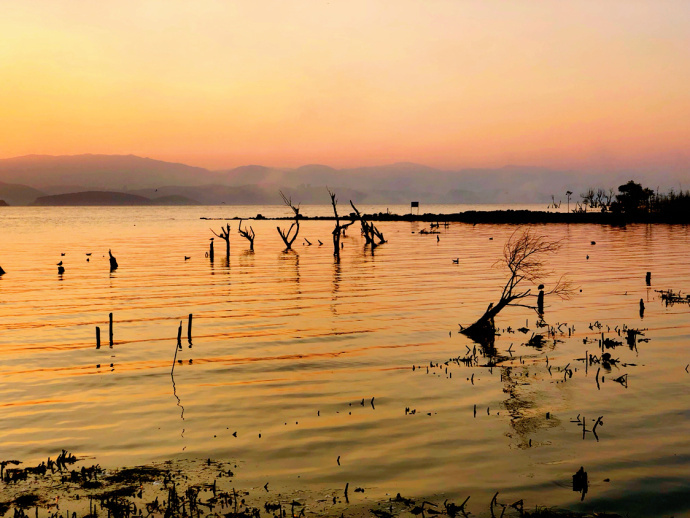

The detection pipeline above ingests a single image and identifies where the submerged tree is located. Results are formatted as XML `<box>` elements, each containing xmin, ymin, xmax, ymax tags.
<box><xmin>237</xmin><ymin>219</ymin><xmax>256</xmax><ymax>251</ymax></box>
<box><xmin>328</xmin><ymin>188</ymin><xmax>355</xmax><ymax>259</ymax></box>
<box><xmin>277</xmin><ymin>191</ymin><xmax>301</xmax><ymax>251</ymax></box>
<box><xmin>461</xmin><ymin>230</ymin><xmax>572</xmax><ymax>343</ymax></box>
<box><xmin>211</xmin><ymin>224</ymin><xmax>231</xmax><ymax>259</ymax></box>
<box><xmin>349</xmin><ymin>201</ymin><xmax>386</xmax><ymax>249</ymax></box>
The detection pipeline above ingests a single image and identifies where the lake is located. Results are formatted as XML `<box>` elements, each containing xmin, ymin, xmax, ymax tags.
<box><xmin>0</xmin><ymin>206</ymin><xmax>688</xmax><ymax>517</ymax></box>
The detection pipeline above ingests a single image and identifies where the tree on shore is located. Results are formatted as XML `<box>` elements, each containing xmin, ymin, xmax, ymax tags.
<box><xmin>277</xmin><ymin>191</ymin><xmax>300</xmax><ymax>251</ymax></box>
<box><xmin>461</xmin><ymin>230</ymin><xmax>572</xmax><ymax>343</ymax></box>
<box><xmin>612</xmin><ymin>180</ymin><xmax>655</xmax><ymax>214</ymax></box>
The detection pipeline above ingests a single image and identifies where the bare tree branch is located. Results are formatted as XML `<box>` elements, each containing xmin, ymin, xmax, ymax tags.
<box><xmin>237</xmin><ymin>219</ymin><xmax>255</xmax><ymax>251</ymax></box>
<box><xmin>277</xmin><ymin>191</ymin><xmax>301</xmax><ymax>250</ymax></box>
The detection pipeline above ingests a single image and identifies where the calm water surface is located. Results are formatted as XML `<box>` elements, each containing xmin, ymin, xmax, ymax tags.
<box><xmin>0</xmin><ymin>206</ymin><xmax>688</xmax><ymax>517</ymax></box>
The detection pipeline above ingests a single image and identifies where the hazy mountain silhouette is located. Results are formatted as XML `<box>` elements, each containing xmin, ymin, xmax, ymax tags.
<box><xmin>0</xmin><ymin>154</ymin><xmax>686</xmax><ymax>206</ymax></box>
<box><xmin>0</xmin><ymin>154</ymin><xmax>216</xmax><ymax>190</ymax></box>
<box><xmin>0</xmin><ymin>181</ymin><xmax>45</xmax><ymax>206</ymax></box>
<box><xmin>31</xmin><ymin>191</ymin><xmax>201</xmax><ymax>206</ymax></box>
<box><xmin>32</xmin><ymin>191</ymin><xmax>154</xmax><ymax>206</ymax></box>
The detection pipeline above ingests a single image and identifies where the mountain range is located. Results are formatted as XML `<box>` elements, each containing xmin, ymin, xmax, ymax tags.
<box><xmin>0</xmin><ymin>154</ymin><xmax>686</xmax><ymax>206</ymax></box>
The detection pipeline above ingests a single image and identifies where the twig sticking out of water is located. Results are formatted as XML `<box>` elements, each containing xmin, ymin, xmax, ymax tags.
<box><xmin>172</xmin><ymin>322</ymin><xmax>182</xmax><ymax>374</ymax></box>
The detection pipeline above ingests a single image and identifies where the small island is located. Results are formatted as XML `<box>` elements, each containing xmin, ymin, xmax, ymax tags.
<box><xmin>31</xmin><ymin>191</ymin><xmax>200</xmax><ymax>206</ymax></box>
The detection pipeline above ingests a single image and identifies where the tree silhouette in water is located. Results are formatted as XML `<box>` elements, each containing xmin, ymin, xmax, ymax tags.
<box><xmin>462</xmin><ymin>230</ymin><xmax>572</xmax><ymax>344</ymax></box>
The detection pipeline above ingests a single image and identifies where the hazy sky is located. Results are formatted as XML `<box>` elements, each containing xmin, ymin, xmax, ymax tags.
<box><xmin>1</xmin><ymin>1</ymin><xmax>689</xmax><ymax>171</ymax></box>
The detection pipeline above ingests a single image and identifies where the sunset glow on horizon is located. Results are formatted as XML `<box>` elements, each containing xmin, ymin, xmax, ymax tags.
<box><xmin>1</xmin><ymin>0</ymin><xmax>689</xmax><ymax>172</ymax></box>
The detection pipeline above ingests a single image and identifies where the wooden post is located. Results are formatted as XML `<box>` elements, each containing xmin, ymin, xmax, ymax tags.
<box><xmin>177</xmin><ymin>321</ymin><xmax>182</xmax><ymax>348</ymax></box>
<box><xmin>187</xmin><ymin>314</ymin><xmax>193</xmax><ymax>343</ymax></box>
<box><xmin>109</xmin><ymin>313</ymin><xmax>113</xmax><ymax>347</ymax></box>
<box><xmin>96</xmin><ymin>327</ymin><xmax>101</xmax><ymax>349</ymax></box>
<box><xmin>209</xmin><ymin>239</ymin><xmax>214</xmax><ymax>262</ymax></box>
<box><xmin>646</xmin><ymin>272</ymin><xmax>651</xmax><ymax>285</ymax></box>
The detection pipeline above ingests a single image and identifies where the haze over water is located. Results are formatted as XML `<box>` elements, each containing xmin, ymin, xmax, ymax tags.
<box><xmin>0</xmin><ymin>206</ymin><xmax>689</xmax><ymax>517</ymax></box>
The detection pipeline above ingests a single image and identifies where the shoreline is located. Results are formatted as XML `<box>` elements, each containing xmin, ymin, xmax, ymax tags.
<box><xmin>203</xmin><ymin>209</ymin><xmax>690</xmax><ymax>225</ymax></box>
<box><xmin>0</xmin><ymin>455</ymin><xmax>610</xmax><ymax>518</ymax></box>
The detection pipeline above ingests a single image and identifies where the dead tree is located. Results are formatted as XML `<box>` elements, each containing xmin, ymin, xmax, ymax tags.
<box><xmin>461</xmin><ymin>230</ymin><xmax>572</xmax><ymax>343</ymax></box>
<box><xmin>277</xmin><ymin>191</ymin><xmax>300</xmax><ymax>250</ymax></box>
<box><xmin>237</xmin><ymin>219</ymin><xmax>255</xmax><ymax>251</ymax></box>
<box><xmin>211</xmin><ymin>224</ymin><xmax>231</xmax><ymax>258</ymax></box>
<box><xmin>349</xmin><ymin>201</ymin><xmax>386</xmax><ymax>248</ymax></box>
<box><xmin>328</xmin><ymin>189</ymin><xmax>355</xmax><ymax>259</ymax></box>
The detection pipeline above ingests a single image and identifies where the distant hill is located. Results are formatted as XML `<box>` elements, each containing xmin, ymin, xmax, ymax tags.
<box><xmin>31</xmin><ymin>190</ymin><xmax>201</xmax><ymax>206</ymax></box>
<box><xmin>0</xmin><ymin>199</ymin><xmax>8</xmax><ymax>207</ymax></box>
<box><xmin>0</xmin><ymin>181</ymin><xmax>45</xmax><ymax>206</ymax></box>
<box><xmin>0</xmin><ymin>154</ymin><xmax>216</xmax><ymax>190</ymax></box>
<box><xmin>32</xmin><ymin>191</ymin><xmax>154</xmax><ymax>206</ymax></box>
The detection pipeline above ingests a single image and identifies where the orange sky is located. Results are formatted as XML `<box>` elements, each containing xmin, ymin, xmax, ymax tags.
<box><xmin>0</xmin><ymin>1</ymin><xmax>689</xmax><ymax>171</ymax></box>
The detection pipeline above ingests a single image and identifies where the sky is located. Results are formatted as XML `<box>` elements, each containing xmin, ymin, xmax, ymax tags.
<box><xmin>0</xmin><ymin>0</ymin><xmax>689</xmax><ymax>172</ymax></box>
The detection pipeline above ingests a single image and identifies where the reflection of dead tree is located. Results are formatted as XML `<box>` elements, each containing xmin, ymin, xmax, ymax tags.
<box><xmin>277</xmin><ymin>191</ymin><xmax>300</xmax><ymax>250</ymax></box>
<box><xmin>461</xmin><ymin>230</ymin><xmax>572</xmax><ymax>343</ymax></box>
<box><xmin>210</xmin><ymin>224</ymin><xmax>231</xmax><ymax>258</ymax></box>
<box><xmin>349</xmin><ymin>201</ymin><xmax>386</xmax><ymax>248</ymax></box>
<box><xmin>237</xmin><ymin>219</ymin><xmax>255</xmax><ymax>251</ymax></box>
<box><xmin>328</xmin><ymin>189</ymin><xmax>355</xmax><ymax>259</ymax></box>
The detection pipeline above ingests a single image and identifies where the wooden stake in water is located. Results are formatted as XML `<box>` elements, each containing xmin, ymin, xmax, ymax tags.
<box><xmin>96</xmin><ymin>326</ymin><xmax>101</xmax><ymax>349</ymax></box>
<box><xmin>177</xmin><ymin>321</ymin><xmax>182</xmax><ymax>348</ymax></box>
<box><xmin>187</xmin><ymin>313</ymin><xmax>193</xmax><ymax>343</ymax></box>
<box><xmin>109</xmin><ymin>313</ymin><xmax>113</xmax><ymax>347</ymax></box>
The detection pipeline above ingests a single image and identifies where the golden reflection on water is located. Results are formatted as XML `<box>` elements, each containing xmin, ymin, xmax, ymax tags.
<box><xmin>0</xmin><ymin>207</ymin><xmax>689</xmax><ymax>516</ymax></box>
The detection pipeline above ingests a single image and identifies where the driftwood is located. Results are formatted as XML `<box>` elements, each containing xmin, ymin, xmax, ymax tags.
<box><xmin>277</xmin><ymin>191</ymin><xmax>300</xmax><ymax>250</ymax></box>
<box><xmin>349</xmin><ymin>201</ymin><xmax>386</xmax><ymax>249</ymax></box>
